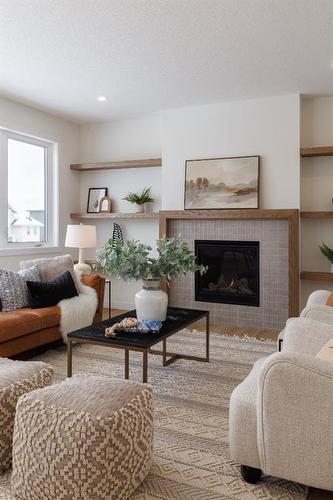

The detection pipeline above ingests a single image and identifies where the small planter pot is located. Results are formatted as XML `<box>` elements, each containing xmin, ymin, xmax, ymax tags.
<box><xmin>143</xmin><ymin>202</ymin><xmax>153</xmax><ymax>214</ymax></box>
<box><xmin>135</xmin><ymin>204</ymin><xmax>144</xmax><ymax>213</ymax></box>
<box><xmin>330</xmin><ymin>264</ymin><xmax>333</xmax><ymax>273</ymax></box>
<box><xmin>135</xmin><ymin>280</ymin><xmax>168</xmax><ymax>321</ymax></box>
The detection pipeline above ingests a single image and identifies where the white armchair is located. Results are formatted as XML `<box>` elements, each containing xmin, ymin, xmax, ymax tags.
<box><xmin>278</xmin><ymin>289</ymin><xmax>333</xmax><ymax>350</ymax></box>
<box><xmin>229</xmin><ymin>294</ymin><xmax>333</xmax><ymax>491</ymax></box>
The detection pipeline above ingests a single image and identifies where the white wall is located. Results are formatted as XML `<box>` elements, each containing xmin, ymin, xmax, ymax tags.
<box><xmin>1</xmin><ymin>94</ymin><xmax>302</xmax><ymax>313</ymax></box>
<box><xmin>79</xmin><ymin>115</ymin><xmax>162</xmax><ymax>309</ymax></box>
<box><xmin>79</xmin><ymin>116</ymin><xmax>161</xmax><ymax>162</ymax></box>
<box><xmin>78</xmin><ymin>97</ymin><xmax>300</xmax><ymax>310</ymax></box>
<box><xmin>161</xmin><ymin>94</ymin><xmax>300</xmax><ymax>209</ymax></box>
<box><xmin>300</xmin><ymin>96</ymin><xmax>333</xmax><ymax>306</ymax></box>
<box><xmin>0</xmin><ymin>96</ymin><xmax>80</xmax><ymax>270</ymax></box>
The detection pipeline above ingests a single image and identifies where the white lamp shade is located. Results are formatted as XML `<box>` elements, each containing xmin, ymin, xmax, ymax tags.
<box><xmin>65</xmin><ymin>224</ymin><xmax>96</xmax><ymax>249</ymax></box>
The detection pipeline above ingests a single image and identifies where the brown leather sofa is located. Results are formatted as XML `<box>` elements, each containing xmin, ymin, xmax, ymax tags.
<box><xmin>0</xmin><ymin>274</ymin><xmax>105</xmax><ymax>358</ymax></box>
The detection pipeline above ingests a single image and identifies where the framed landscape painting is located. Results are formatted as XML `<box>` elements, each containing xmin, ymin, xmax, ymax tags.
<box><xmin>184</xmin><ymin>156</ymin><xmax>260</xmax><ymax>209</ymax></box>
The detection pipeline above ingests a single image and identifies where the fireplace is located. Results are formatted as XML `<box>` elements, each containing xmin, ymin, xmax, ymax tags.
<box><xmin>195</xmin><ymin>240</ymin><xmax>260</xmax><ymax>306</ymax></box>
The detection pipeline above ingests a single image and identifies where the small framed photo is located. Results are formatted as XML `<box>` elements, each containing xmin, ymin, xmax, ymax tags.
<box><xmin>87</xmin><ymin>188</ymin><xmax>108</xmax><ymax>213</ymax></box>
<box><xmin>184</xmin><ymin>156</ymin><xmax>260</xmax><ymax>209</ymax></box>
<box><xmin>98</xmin><ymin>196</ymin><xmax>112</xmax><ymax>213</ymax></box>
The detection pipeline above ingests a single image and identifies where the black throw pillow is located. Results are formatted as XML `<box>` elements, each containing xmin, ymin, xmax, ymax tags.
<box><xmin>27</xmin><ymin>271</ymin><xmax>78</xmax><ymax>308</ymax></box>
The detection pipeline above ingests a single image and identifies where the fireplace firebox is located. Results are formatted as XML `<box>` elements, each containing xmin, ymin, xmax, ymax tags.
<box><xmin>195</xmin><ymin>240</ymin><xmax>260</xmax><ymax>307</ymax></box>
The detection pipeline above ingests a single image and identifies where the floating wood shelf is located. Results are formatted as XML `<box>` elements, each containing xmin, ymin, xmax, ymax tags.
<box><xmin>301</xmin><ymin>211</ymin><xmax>333</xmax><ymax>218</ymax></box>
<box><xmin>70</xmin><ymin>158</ymin><xmax>162</xmax><ymax>171</ymax></box>
<box><xmin>300</xmin><ymin>146</ymin><xmax>333</xmax><ymax>157</ymax></box>
<box><xmin>300</xmin><ymin>271</ymin><xmax>333</xmax><ymax>281</ymax></box>
<box><xmin>70</xmin><ymin>212</ymin><xmax>159</xmax><ymax>220</ymax></box>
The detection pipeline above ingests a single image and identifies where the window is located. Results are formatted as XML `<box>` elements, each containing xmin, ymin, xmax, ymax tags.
<box><xmin>0</xmin><ymin>129</ymin><xmax>58</xmax><ymax>251</ymax></box>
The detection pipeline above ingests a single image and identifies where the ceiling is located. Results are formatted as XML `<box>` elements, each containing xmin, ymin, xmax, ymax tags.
<box><xmin>1</xmin><ymin>0</ymin><xmax>333</xmax><ymax>123</ymax></box>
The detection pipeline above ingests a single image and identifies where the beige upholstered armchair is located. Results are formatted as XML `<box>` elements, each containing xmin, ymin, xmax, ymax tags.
<box><xmin>229</xmin><ymin>293</ymin><xmax>333</xmax><ymax>491</ymax></box>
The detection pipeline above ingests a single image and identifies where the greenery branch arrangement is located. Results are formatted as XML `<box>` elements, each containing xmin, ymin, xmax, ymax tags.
<box><xmin>96</xmin><ymin>235</ymin><xmax>207</xmax><ymax>283</ymax></box>
<box><xmin>319</xmin><ymin>242</ymin><xmax>333</xmax><ymax>263</ymax></box>
<box><xmin>123</xmin><ymin>186</ymin><xmax>154</xmax><ymax>206</ymax></box>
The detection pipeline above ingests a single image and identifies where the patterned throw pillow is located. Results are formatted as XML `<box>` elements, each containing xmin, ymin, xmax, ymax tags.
<box><xmin>0</xmin><ymin>266</ymin><xmax>40</xmax><ymax>312</ymax></box>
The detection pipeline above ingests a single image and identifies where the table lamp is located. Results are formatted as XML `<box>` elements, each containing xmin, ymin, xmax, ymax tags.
<box><xmin>65</xmin><ymin>224</ymin><xmax>97</xmax><ymax>274</ymax></box>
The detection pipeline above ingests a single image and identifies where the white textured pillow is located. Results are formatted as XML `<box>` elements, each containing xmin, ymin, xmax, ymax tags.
<box><xmin>0</xmin><ymin>266</ymin><xmax>40</xmax><ymax>312</ymax></box>
<box><xmin>20</xmin><ymin>254</ymin><xmax>78</xmax><ymax>291</ymax></box>
<box><xmin>316</xmin><ymin>338</ymin><xmax>333</xmax><ymax>363</ymax></box>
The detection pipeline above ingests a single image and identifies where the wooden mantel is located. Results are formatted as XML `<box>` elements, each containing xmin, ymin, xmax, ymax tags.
<box><xmin>159</xmin><ymin>209</ymin><xmax>299</xmax><ymax>317</ymax></box>
<box><xmin>159</xmin><ymin>208</ymin><xmax>297</xmax><ymax>223</ymax></box>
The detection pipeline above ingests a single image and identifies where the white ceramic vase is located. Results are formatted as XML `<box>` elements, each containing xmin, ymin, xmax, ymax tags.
<box><xmin>330</xmin><ymin>263</ymin><xmax>333</xmax><ymax>273</ymax></box>
<box><xmin>135</xmin><ymin>204</ymin><xmax>144</xmax><ymax>213</ymax></box>
<box><xmin>135</xmin><ymin>280</ymin><xmax>168</xmax><ymax>321</ymax></box>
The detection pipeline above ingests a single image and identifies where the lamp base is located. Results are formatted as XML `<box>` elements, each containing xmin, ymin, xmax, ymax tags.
<box><xmin>74</xmin><ymin>262</ymin><xmax>92</xmax><ymax>274</ymax></box>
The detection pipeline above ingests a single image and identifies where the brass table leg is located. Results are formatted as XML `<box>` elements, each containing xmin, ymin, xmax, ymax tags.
<box><xmin>149</xmin><ymin>312</ymin><xmax>210</xmax><ymax>365</ymax></box>
<box><xmin>163</xmin><ymin>339</ymin><xmax>167</xmax><ymax>366</ymax></box>
<box><xmin>206</xmin><ymin>313</ymin><xmax>210</xmax><ymax>362</ymax></box>
<box><xmin>67</xmin><ymin>339</ymin><xmax>72</xmax><ymax>377</ymax></box>
<box><xmin>143</xmin><ymin>350</ymin><xmax>148</xmax><ymax>383</ymax></box>
<box><xmin>125</xmin><ymin>349</ymin><xmax>129</xmax><ymax>379</ymax></box>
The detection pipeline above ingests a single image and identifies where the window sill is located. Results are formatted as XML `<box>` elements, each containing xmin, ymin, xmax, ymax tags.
<box><xmin>0</xmin><ymin>246</ymin><xmax>61</xmax><ymax>257</ymax></box>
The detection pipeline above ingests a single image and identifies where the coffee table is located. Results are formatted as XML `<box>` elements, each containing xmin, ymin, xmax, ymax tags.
<box><xmin>67</xmin><ymin>307</ymin><xmax>209</xmax><ymax>383</ymax></box>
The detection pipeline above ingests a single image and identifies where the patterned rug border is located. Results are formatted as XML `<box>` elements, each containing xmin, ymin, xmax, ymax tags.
<box><xmin>189</xmin><ymin>329</ymin><xmax>276</xmax><ymax>344</ymax></box>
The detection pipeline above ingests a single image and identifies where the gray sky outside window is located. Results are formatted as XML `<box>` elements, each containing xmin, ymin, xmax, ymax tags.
<box><xmin>7</xmin><ymin>138</ymin><xmax>46</xmax><ymax>243</ymax></box>
<box><xmin>8</xmin><ymin>139</ymin><xmax>45</xmax><ymax>211</ymax></box>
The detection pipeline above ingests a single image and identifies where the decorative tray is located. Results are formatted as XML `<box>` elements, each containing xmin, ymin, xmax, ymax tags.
<box><xmin>118</xmin><ymin>320</ymin><xmax>162</xmax><ymax>334</ymax></box>
<box><xmin>105</xmin><ymin>319</ymin><xmax>163</xmax><ymax>337</ymax></box>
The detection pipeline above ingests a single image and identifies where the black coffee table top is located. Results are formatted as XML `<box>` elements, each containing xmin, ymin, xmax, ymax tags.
<box><xmin>68</xmin><ymin>307</ymin><xmax>209</xmax><ymax>349</ymax></box>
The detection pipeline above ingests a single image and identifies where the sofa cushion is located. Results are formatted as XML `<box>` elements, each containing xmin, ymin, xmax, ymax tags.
<box><xmin>0</xmin><ymin>311</ymin><xmax>42</xmax><ymax>342</ymax></box>
<box><xmin>19</xmin><ymin>306</ymin><xmax>60</xmax><ymax>329</ymax></box>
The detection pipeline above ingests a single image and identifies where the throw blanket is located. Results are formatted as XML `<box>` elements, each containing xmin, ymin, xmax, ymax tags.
<box><xmin>58</xmin><ymin>277</ymin><xmax>98</xmax><ymax>343</ymax></box>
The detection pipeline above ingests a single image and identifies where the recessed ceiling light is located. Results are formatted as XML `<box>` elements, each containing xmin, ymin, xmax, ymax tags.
<box><xmin>97</xmin><ymin>96</ymin><xmax>107</xmax><ymax>102</ymax></box>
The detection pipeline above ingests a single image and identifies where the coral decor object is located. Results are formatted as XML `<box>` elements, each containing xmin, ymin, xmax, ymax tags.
<box><xmin>105</xmin><ymin>317</ymin><xmax>139</xmax><ymax>337</ymax></box>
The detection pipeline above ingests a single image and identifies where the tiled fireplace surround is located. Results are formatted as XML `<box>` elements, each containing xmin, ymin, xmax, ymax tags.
<box><xmin>168</xmin><ymin>218</ymin><xmax>291</xmax><ymax>331</ymax></box>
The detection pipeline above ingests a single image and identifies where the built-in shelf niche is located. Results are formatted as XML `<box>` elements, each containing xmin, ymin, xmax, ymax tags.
<box><xmin>300</xmin><ymin>146</ymin><xmax>333</xmax><ymax>286</ymax></box>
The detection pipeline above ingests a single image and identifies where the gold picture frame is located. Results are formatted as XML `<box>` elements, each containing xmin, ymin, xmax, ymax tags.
<box><xmin>98</xmin><ymin>196</ymin><xmax>112</xmax><ymax>213</ymax></box>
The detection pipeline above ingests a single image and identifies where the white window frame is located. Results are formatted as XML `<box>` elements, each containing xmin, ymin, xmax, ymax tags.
<box><xmin>0</xmin><ymin>128</ymin><xmax>59</xmax><ymax>255</ymax></box>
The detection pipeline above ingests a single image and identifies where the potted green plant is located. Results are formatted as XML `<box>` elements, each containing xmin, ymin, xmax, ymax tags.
<box><xmin>319</xmin><ymin>242</ymin><xmax>333</xmax><ymax>272</ymax></box>
<box><xmin>123</xmin><ymin>186</ymin><xmax>154</xmax><ymax>213</ymax></box>
<box><xmin>96</xmin><ymin>236</ymin><xmax>207</xmax><ymax>321</ymax></box>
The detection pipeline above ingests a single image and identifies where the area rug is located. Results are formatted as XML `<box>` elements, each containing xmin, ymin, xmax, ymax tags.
<box><xmin>0</xmin><ymin>331</ymin><xmax>308</xmax><ymax>499</ymax></box>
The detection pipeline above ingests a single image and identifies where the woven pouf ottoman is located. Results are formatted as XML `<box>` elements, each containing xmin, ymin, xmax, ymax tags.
<box><xmin>0</xmin><ymin>358</ymin><xmax>53</xmax><ymax>471</ymax></box>
<box><xmin>12</xmin><ymin>374</ymin><xmax>154</xmax><ymax>500</ymax></box>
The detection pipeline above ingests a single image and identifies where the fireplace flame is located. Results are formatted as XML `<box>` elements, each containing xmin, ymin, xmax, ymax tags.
<box><xmin>229</xmin><ymin>278</ymin><xmax>237</xmax><ymax>288</ymax></box>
